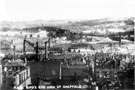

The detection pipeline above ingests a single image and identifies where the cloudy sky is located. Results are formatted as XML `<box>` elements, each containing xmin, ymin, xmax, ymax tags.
<box><xmin>0</xmin><ymin>0</ymin><xmax>134</xmax><ymax>21</ymax></box>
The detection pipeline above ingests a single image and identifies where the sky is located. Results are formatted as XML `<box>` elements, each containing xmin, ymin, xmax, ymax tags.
<box><xmin>0</xmin><ymin>0</ymin><xmax>134</xmax><ymax>21</ymax></box>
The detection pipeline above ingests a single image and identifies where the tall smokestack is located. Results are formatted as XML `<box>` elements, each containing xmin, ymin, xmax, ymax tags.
<box><xmin>44</xmin><ymin>41</ymin><xmax>48</xmax><ymax>60</ymax></box>
<box><xmin>91</xmin><ymin>53</ymin><xmax>97</xmax><ymax>82</ymax></box>
<box><xmin>88</xmin><ymin>57</ymin><xmax>92</xmax><ymax>80</ymax></box>
<box><xmin>105</xmin><ymin>27</ymin><xmax>108</xmax><ymax>37</ymax></box>
<box><xmin>128</xmin><ymin>32</ymin><xmax>130</xmax><ymax>39</ymax></box>
<box><xmin>59</xmin><ymin>62</ymin><xmax>62</xmax><ymax>79</ymax></box>
<box><xmin>13</xmin><ymin>45</ymin><xmax>16</xmax><ymax>61</ymax></box>
<box><xmin>36</xmin><ymin>41</ymin><xmax>39</xmax><ymax>61</ymax></box>
<box><xmin>119</xmin><ymin>32</ymin><xmax>121</xmax><ymax>47</ymax></box>
<box><xmin>23</xmin><ymin>38</ymin><xmax>26</xmax><ymax>56</ymax></box>
<box><xmin>48</xmin><ymin>38</ymin><xmax>50</xmax><ymax>49</ymax></box>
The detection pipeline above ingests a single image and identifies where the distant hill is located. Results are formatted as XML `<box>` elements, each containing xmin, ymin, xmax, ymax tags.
<box><xmin>0</xmin><ymin>20</ymin><xmax>70</xmax><ymax>31</ymax></box>
<box><xmin>0</xmin><ymin>17</ymin><xmax>134</xmax><ymax>35</ymax></box>
<box><xmin>0</xmin><ymin>18</ymin><xmax>126</xmax><ymax>29</ymax></box>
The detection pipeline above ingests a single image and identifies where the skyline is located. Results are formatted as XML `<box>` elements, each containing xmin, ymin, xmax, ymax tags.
<box><xmin>0</xmin><ymin>0</ymin><xmax>134</xmax><ymax>22</ymax></box>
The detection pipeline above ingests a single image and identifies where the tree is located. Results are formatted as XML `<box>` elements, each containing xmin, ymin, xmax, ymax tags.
<box><xmin>124</xmin><ymin>19</ymin><xmax>134</xmax><ymax>25</ymax></box>
<box><xmin>1</xmin><ymin>27</ymin><xmax>10</xmax><ymax>31</ymax></box>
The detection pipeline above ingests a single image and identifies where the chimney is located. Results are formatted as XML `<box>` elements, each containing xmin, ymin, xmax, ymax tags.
<box><xmin>23</xmin><ymin>38</ymin><xmax>26</xmax><ymax>56</ymax></box>
<box><xmin>45</xmin><ymin>41</ymin><xmax>48</xmax><ymax>60</ymax></box>
<box><xmin>128</xmin><ymin>32</ymin><xmax>130</xmax><ymax>38</ymax></box>
<box><xmin>13</xmin><ymin>45</ymin><xmax>16</xmax><ymax>61</ymax></box>
<box><xmin>59</xmin><ymin>62</ymin><xmax>62</xmax><ymax>79</ymax></box>
<box><xmin>119</xmin><ymin>32</ymin><xmax>121</xmax><ymax>47</ymax></box>
<box><xmin>36</xmin><ymin>41</ymin><xmax>39</xmax><ymax>61</ymax></box>
<box><xmin>24</xmin><ymin>58</ymin><xmax>27</xmax><ymax>66</ymax></box>
<box><xmin>48</xmin><ymin>38</ymin><xmax>50</xmax><ymax>49</ymax></box>
<box><xmin>93</xmin><ymin>54</ymin><xmax>97</xmax><ymax>82</ymax></box>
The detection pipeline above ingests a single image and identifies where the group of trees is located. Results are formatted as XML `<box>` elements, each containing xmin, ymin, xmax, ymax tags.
<box><xmin>23</xmin><ymin>26</ymin><xmax>70</xmax><ymax>38</ymax></box>
<box><xmin>124</xmin><ymin>18</ymin><xmax>134</xmax><ymax>25</ymax></box>
<box><xmin>0</xmin><ymin>27</ymin><xmax>10</xmax><ymax>31</ymax></box>
<box><xmin>23</xmin><ymin>26</ymin><xmax>84</xmax><ymax>40</ymax></box>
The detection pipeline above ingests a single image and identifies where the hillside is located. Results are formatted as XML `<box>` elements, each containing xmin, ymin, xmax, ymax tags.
<box><xmin>0</xmin><ymin>17</ymin><xmax>134</xmax><ymax>37</ymax></box>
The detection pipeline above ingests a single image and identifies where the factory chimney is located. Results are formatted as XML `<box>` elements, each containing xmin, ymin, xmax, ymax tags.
<box><xmin>48</xmin><ymin>38</ymin><xmax>51</xmax><ymax>49</ymax></box>
<box><xmin>13</xmin><ymin>45</ymin><xmax>16</xmax><ymax>61</ymax></box>
<box><xmin>44</xmin><ymin>41</ymin><xmax>48</xmax><ymax>61</ymax></box>
<box><xmin>128</xmin><ymin>32</ymin><xmax>130</xmax><ymax>39</ymax></box>
<box><xmin>36</xmin><ymin>41</ymin><xmax>39</xmax><ymax>61</ymax></box>
<box><xmin>59</xmin><ymin>62</ymin><xmax>62</xmax><ymax>79</ymax></box>
<box><xmin>93</xmin><ymin>53</ymin><xmax>97</xmax><ymax>82</ymax></box>
<box><xmin>23</xmin><ymin>38</ymin><xmax>26</xmax><ymax>56</ymax></box>
<box><xmin>119</xmin><ymin>32</ymin><xmax>121</xmax><ymax>47</ymax></box>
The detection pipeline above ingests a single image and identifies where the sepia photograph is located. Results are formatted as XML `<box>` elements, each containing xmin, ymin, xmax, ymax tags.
<box><xmin>0</xmin><ymin>0</ymin><xmax>135</xmax><ymax>90</ymax></box>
